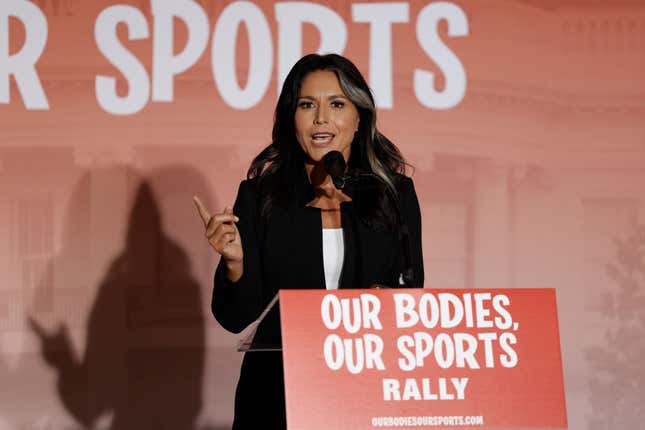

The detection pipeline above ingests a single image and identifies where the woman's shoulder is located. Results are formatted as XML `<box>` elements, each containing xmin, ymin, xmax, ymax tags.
<box><xmin>393</xmin><ymin>173</ymin><xmax>415</xmax><ymax>194</ymax></box>
<box><xmin>237</xmin><ymin>177</ymin><xmax>260</xmax><ymax>195</ymax></box>
<box><xmin>233</xmin><ymin>178</ymin><xmax>262</xmax><ymax>210</ymax></box>
<box><xmin>392</xmin><ymin>173</ymin><xmax>421</xmax><ymax>221</ymax></box>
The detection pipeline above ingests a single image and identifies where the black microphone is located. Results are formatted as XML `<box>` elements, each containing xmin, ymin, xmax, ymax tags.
<box><xmin>322</xmin><ymin>151</ymin><xmax>348</xmax><ymax>189</ymax></box>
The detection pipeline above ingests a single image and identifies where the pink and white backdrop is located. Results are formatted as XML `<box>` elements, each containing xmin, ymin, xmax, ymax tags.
<box><xmin>1</xmin><ymin>0</ymin><xmax>644</xmax><ymax>428</ymax></box>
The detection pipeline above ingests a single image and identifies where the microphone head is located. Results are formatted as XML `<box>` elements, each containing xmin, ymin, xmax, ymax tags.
<box><xmin>322</xmin><ymin>150</ymin><xmax>346</xmax><ymax>179</ymax></box>
<box><xmin>332</xmin><ymin>176</ymin><xmax>346</xmax><ymax>190</ymax></box>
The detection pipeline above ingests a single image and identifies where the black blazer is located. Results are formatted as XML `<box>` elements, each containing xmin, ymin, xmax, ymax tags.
<box><xmin>211</xmin><ymin>170</ymin><xmax>424</xmax><ymax>429</ymax></box>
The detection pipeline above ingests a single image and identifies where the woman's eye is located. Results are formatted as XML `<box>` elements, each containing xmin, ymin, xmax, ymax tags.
<box><xmin>298</xmin><ymin>101</ymin><xmax>314</xmax><ymax>109</ymax></box>
<box><xmin>331</xmin><ymin>101</ymin><xmax>345</xmax><ymax>108</ymax></box>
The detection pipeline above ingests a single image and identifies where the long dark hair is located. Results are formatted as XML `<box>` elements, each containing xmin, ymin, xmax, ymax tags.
<box><xmin>248</xmin><ymin>53</ymin><xmax>409</xmax><ymax>229</ymax></box>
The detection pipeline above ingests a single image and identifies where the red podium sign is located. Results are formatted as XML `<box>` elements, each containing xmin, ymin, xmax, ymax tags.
<box><xmin>279</xmin><ymin>289</ymin><xmax>567</xmax><ymax>430</ymax></box>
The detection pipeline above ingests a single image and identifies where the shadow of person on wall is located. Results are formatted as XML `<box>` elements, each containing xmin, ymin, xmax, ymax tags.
<box><xmin>30</xmin><ymin>166</ymin><xmax>211</xmax><ymax>429</ymax></box>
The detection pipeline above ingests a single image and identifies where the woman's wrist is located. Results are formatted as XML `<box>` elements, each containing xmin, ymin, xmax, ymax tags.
<box><xmin>225</xmin><ymin>259</ymin><xmax>243</xmax><ymax>283</ymax></box>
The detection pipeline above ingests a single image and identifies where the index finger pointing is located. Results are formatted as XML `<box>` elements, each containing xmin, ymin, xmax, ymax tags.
<box><xmin>192</xmin><ymin>195</ymin><xmax>212</xmax><ymax>227</ymax></box>
<box><xmin>27</xmin><ymin>316</ymin><xmax>47</xmax><ymax>338</ymax></box>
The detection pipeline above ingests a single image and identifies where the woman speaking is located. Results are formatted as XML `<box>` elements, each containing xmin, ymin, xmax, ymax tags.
<box><xmin>194</xmin><ymin>53</ymin><xmax>424</xmax><ymax>428</ymax></box>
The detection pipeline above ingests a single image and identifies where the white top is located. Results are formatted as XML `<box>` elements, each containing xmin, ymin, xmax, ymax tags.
<box><xmin>322</xmin><ymin>228</ymin><xmax>344</xmax><ymax>290</ymax></box>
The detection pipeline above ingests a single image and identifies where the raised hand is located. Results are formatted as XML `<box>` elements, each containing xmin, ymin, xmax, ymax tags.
<box><xmin>193</xmin><ymin>196</ymin><xmax>243</xmax><ymax>281</ymax></box>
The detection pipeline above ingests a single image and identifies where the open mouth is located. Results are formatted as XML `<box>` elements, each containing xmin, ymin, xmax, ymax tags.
<box><xmin>311</xmin><ymin>133</ymin><xmax>335</xmax><ymax>144</ymax></box>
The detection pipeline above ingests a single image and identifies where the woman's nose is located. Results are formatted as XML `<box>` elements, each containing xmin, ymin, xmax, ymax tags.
<box><xmin>314</xmin><ymin>107</ymin><xmax>328</xmax><ymax>124</ymax></box>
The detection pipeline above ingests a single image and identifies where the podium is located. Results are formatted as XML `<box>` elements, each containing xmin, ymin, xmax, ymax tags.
<box><xmin>243</xmin><ymin>288</ymin><xmax>569</xmax><ymax>430</ymax></box>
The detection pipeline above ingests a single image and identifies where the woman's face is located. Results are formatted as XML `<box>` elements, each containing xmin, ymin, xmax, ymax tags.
<box><xmin>294</xmin><ymin>70</ymin><xmax>360</xmax><ymax>163</ymax></box>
